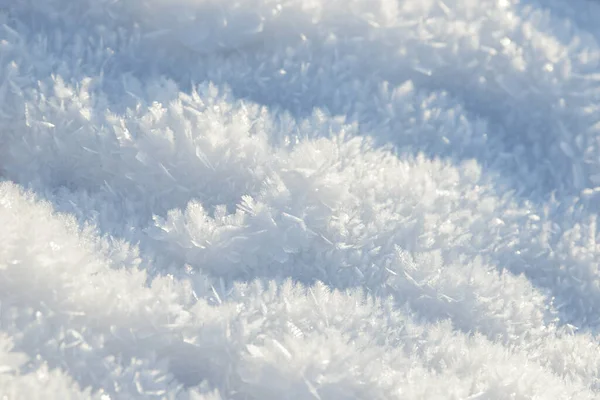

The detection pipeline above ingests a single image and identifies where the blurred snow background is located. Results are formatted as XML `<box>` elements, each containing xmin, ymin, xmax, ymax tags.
<box><xmin>1</xmin><ymin>0</ymin><xmax>600</xmax><ymax>398</ymax></box>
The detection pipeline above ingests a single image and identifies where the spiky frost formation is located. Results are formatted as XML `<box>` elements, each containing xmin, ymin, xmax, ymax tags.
<box><xmin>1</xmin><ymin>0</ymin><xmax>600</xmax><ymax>398</ymax></box>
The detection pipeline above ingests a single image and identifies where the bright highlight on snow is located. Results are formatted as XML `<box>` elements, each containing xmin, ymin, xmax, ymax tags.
<box><xmin>1</xmin><ymin>0</ymin><xmax>600</xmax><ymax>398</ymax></box>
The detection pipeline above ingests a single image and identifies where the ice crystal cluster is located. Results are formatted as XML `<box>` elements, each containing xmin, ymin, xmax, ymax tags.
<box><xmin>1</xmin><ymin>0</ymin><xmax>600</xmax><ymax>398</ymax></box>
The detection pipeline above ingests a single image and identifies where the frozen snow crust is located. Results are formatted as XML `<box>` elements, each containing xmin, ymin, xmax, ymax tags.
<box><xmin>1</xmin><ymin>0</ymin><xmax>600</xmax><ymax>398</ymax></box>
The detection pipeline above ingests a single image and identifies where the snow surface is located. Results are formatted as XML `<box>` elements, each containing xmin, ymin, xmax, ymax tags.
<box><xmin>1</xmin><ymin>0</ymin><xmax>600</xmax><ymax>398</ymax></box>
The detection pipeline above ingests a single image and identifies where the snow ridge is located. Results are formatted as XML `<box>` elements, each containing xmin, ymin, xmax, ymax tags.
<box><xmin>1</xmin><ymin>0</ymin><xmax>600</xmax><ymax>398</ymax></box>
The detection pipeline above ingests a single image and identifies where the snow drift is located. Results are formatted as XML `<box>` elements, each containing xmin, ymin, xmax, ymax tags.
<box><xmin>1</xmin><ymin>0</ymin><xmax>600</xmax><ymax>398</ymax></box>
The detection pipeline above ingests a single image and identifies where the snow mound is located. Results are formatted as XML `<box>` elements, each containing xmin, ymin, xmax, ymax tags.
<box><xmin>1</xmin><ymin>0</ymin><xmax>600</xmax><ymax>398</ymax></box>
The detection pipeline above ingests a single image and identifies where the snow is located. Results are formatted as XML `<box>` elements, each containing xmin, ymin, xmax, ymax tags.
<box><xmin>1</xmin><ymin>0</ymin><xmax>600</xmax><ymax>398</ymax></box>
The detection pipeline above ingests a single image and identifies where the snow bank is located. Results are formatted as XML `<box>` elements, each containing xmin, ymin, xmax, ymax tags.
<box><xmin>1</xmin><ymin>0</ymin><xmax>600</xmax><ymax>398</ymax></box>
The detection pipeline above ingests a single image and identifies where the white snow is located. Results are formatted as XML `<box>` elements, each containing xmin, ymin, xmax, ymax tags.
<box><xmin>1</xmin><ymin>0</ymin><xmax>600</xmax><ymax>398</ymax></box>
